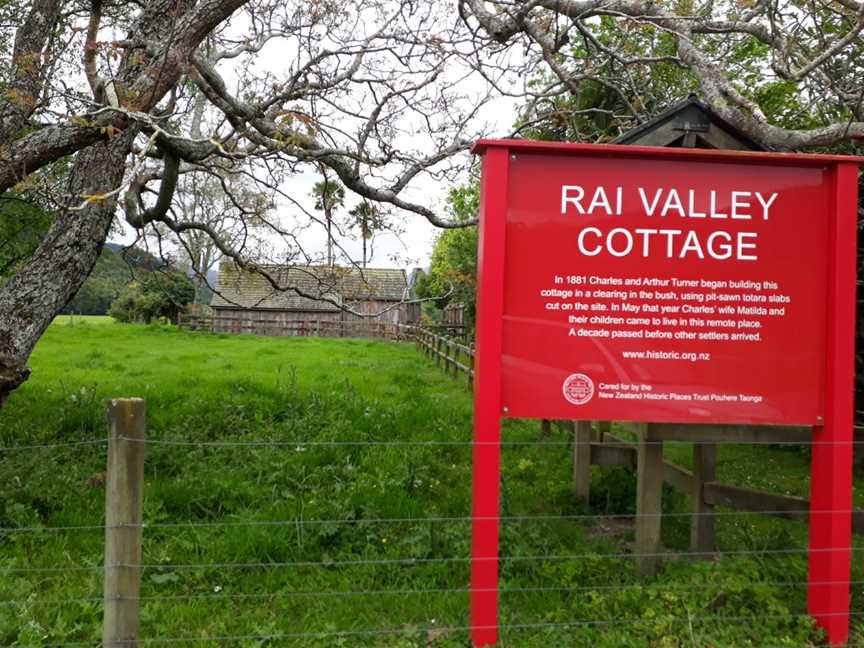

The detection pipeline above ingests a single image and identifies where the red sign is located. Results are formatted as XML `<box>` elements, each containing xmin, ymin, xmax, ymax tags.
<box><xmin>468</xmin><ymin>140</ymin><xmax>860</xmax><ymax>648</ymax></box>
<box><xmin>499</xmin><ymin>150</ymin><xmax>831</xmax><ymax>425</ymax></box>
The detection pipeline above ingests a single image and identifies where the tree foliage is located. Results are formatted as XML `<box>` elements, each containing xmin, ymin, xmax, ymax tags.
<box><xmin>61</xmin><ymin>248</ymin><xmax>130</xmax><ymax>316</ymax></box>
<box><xmin>516</xmin><ymin>16</ymin><xmax>696</xmax><ymax>143</ymax></box>
<box><xmin>415</xmin><ymin>183</ymin><xmax>480</xmax><ymax>326</ymax></box>
<box><xmin>61</xmin><ymin>244</ymin><xmax>164</xmax><ymax>315</ymax></box>
<box><xmin>312</xmin><ymin>174</ymin><xmax>346</xmax><ymax>267</ymax></box>
<box><xmin>348</xmin><ymin>200</ymin><xmax>385</xmax><ymax>269</ymax></box>
<box><xmin>108</xmin><ymin>271</ymin><xmax>195</xmax><ymax>324</ymax></box>
<box><xmin>461</xmin><ymin>0</ymin><xmax>864</xmax><ymax>149</ymax></box>
<box><xmin>0</xmin><ymin>196</ymin><xmax>52</xmax><ymax>280</ymax></box>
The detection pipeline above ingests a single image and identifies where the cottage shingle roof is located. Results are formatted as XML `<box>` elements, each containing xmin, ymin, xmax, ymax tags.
<box><xmin>210</xmin><ymin>264</ymin><xmax>409</xmax><ymax>311</ymax></box>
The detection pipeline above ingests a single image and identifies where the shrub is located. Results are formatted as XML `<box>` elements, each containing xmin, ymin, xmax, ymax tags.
<box><xmin>109</xmin><ymin>272</ymin><xmax>194</xmax><ymax>323</ymax></box>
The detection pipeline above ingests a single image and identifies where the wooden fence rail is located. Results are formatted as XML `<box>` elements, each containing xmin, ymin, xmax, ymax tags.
<box><xmin>178</xmin><ymin>314</ymin><xmax>416</xmax><ymax>341</ymax></box>
<box><xmin>552</xmin><ymin>419</ymin><xmax>864</xmax><ymax>573</ymax></box>
<box><xmin>413</xmin><ymin>327</ymin><xmax>475</xmax><ymax>389</ymax></box>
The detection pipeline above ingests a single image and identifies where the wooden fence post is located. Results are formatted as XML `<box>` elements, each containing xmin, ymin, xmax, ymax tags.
<box><xmin>103</xmin><ymin>399</ymin><xmax>146</xmax><ymax>648</ymax></box>
<box><xmin>451</xmin><ymin>342</ymin><xmax>460</xmax><ymax>378</ymax></box>
<box><xmin>691</xmin><ymin>442</ymin><xmax>716</xmax><ymax>554</ymax></box>
<box><xmin>635</xmin><ymin>423</ymin><xmax>664</xmax><ymax>576</ymax></box>
<box><xmin>598</xmin><ymin>420</ymin><xmax>611</xmax><ymax>442</ymax></box>
<box><xmin>572</xmin><ymin>421</ymin><xmax>592</xmax><ymax>503</ymax></box>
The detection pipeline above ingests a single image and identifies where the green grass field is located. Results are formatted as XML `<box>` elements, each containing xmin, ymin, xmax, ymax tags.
<box><xmin>0</xmin><ymin>317</ymin><xmax>861</xmax><ymax>646</ymax></box>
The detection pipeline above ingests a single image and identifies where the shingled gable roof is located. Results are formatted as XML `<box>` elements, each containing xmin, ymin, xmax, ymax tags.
<box><xmin>612</xmin><ymin>95</ymin><xmax>768</xmax><ymax>151</ymax></box>
<box><xmin>210</xmin><ymin>263</ymin><xmax>409</xmax><ymax>311</ymax></box>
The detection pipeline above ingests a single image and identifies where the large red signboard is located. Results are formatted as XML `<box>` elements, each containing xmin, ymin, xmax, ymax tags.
<box><xmin>501</xmin><ymin>151</ymin><xmax>829</xmax><ymax>424</ymax></box>
<box><xmin>468</xmin><ymin>140</ymin><xmax>860</xmax><ymax>648</ymax></box>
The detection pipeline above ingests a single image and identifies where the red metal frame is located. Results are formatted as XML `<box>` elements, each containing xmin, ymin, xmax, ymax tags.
<box><xmin>470</xmin><ymin>147</ymin><xmax>509</xmax><ymax>647</ymax></box>
<box><xmin>472</xmin><ymin>138</ymin><xmax>862</xmax><ymax>166</ymax></box>
<box><xmin>470</xmin><ymin>139</ymin><xmax>861</xmax><ymax>647</ymax></box>
<box><xmin>807</xmin><ymin>162</ymin><xmax>859</xmax><ymax>645</ymax></box>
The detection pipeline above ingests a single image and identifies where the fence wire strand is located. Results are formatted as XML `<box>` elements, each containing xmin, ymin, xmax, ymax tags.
<box><xmin>6</xmin><ymin>612</ymin><xmax>864</xmax><ymax>647</ymax></box>
<box><xmin>3</xmin><ymin>506</ymin><xmax>864</xmax><ymax>534</ymax></box>
<box><xmin>0</xmin><ymin>438</ymin><xmax>109</xmax><ymax>452</ymax></box>
<box><xmin>3</xmin><ymin>436</ymin><xmax>863</xmax><ymax>453</ymax></box>
<box><xmin>118</xmin><ymin>436</ymin><xmax>864</xmax><ymax>447</ymax></box>
<box><xmin>0</xmin><ymin>509</ymin><xmax>862</xmax><ymax>534</ymax></box>
<box><xmin>3</xmin><ymin>579</ymin><xmax>864</xmax><ymax>608</ymax></box>
<box><xmin>4</xmin><ymin>545</ymin><xmax>862</xmax><ymax>574</ymax></box>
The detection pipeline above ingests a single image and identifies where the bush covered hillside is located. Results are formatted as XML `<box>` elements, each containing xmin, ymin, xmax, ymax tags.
<box><xmin>0</xmin><ymin>319</ymin><xmax>862</xmax><ymax>646</ymax></box>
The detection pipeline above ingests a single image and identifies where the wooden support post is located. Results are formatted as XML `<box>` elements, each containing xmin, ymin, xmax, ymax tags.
<box><xmin>103</xmin><ymin>399</ymin><xmax>146</xmax><ymax>648</ymax></box>
<box><xmin>635</xmin><ymin>423</ymin><xmax>664</xmax><ymax>576</ymax></box>
<box><xmin>598</xmin><ymin>420</ymin><xmax>611</xmax><ymax>443</ymax></box>
<box><xmin>435</xmin><ymin>335</ymin><xmax>442</xmax><ymax>367</ymax></box>
<box><xmin>690</xmin><ymin>442</ymin><xmax>716</xmax><ymax>554</ymax></box>
<box><xmin>540</xmin><ymin>419</ymin><xmax>551</xmax><ymax>438</ymax></box>
<box><xmin>572</xmin><ymin>420</ymin><xmax>592</xmax><ymax>503</ymax></box>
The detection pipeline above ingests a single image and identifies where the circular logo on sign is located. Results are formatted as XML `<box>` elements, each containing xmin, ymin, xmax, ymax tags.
<box><xmin>563</xmin><ymin>373</ymin><xmax>594</xmax><ymax>405</ymax></box>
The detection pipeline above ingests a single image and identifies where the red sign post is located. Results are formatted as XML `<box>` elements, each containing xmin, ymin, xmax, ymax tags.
<box><xmin>470</xmin><ymin>139</ymin><xmax>860</xmax><ymax>646</ymax></box>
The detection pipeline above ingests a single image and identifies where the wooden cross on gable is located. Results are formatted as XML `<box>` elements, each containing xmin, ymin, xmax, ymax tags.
<box><xmin>613</xmin><ymin>94</ymin><xmax>768</xmax><ymax>151</ymax></box>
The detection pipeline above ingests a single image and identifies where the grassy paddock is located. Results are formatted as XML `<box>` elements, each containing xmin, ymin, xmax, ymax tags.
<box><xmin>0</xmin><ymin>317</ymin><xmax>861</xmax><ymax>646</ymax></box>
<box><xmin>52</xmin><ymin>315</ymin><xmax>115</xmax><ymax>326</ymax></box>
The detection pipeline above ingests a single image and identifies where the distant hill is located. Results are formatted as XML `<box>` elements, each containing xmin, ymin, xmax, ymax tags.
<box><xmin>61</xmin><ymin>243</ymin><xmax>165</xmax><ymax>315</ymax></box>
<box><xmin>103</xmin><ymin>242</ymin><xmax>164</xmax><ymax>271</ymax></box>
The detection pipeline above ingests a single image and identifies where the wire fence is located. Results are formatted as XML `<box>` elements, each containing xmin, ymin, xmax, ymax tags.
<box><xmin>1</xmin><ymin>331</ymin><xmax>862</xmax><ymax>645</ymax></box>
<box><xmin>5</xmin><ymin>435</ymin><xmax>864</xmax><ymax>451</ymax></box>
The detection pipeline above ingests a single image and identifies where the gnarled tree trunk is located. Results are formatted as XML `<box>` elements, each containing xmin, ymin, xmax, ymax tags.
<box><xmin>0</xmin><ymin>130</ymin><xmax>136</xmax><ymax>404</ymax></box>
